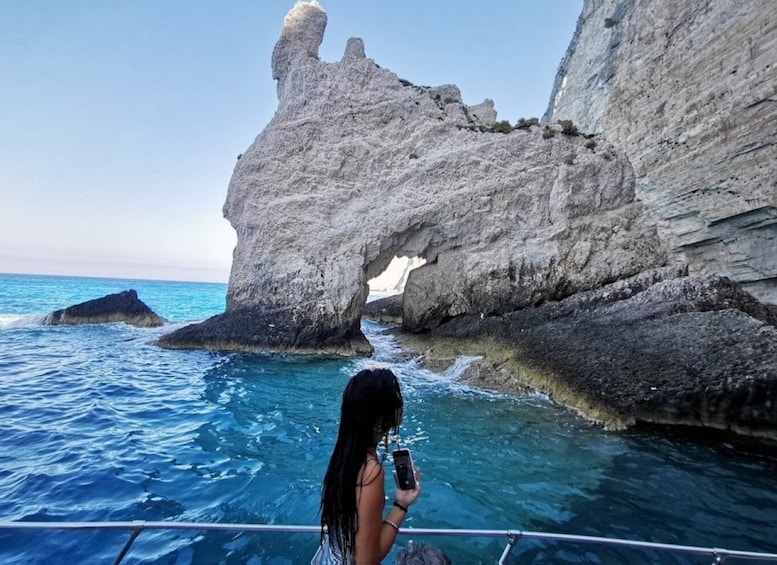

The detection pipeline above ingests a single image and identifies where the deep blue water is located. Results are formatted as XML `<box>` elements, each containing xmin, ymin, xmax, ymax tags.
<box><xmin>1</xmin><ymin>273</ymin><xmax>776</xmax><ymax>564</ymax></box>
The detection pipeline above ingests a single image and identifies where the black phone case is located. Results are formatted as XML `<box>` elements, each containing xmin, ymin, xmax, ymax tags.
<box><xmin>392</xmin><ymin>450</ymin><xmax>416</xmax><ymax>489</ymax></box>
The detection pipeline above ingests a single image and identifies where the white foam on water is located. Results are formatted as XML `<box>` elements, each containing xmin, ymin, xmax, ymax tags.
<box><xmin>357</xmin><ymin>325</ymin><xmax>558</xmax><ymax>410</ymax></box>
<box><xmin>0</xmin><ymin>313</ymin><xmax>48</xmax><ymax>328</ymax></box>
<box><xmin>399</xmin><ymin>360</ymin><xmax>514</xmax><ymax>400</ymax></box>
<box><xmin>442</xmin><ymin>354</ymin><xmax>484</xmax><ymax>380</ymax></box>
<box><xmin>358</xmin><ymin>320</ymin><xmax>516</xmax><ymax>401</ymax></box>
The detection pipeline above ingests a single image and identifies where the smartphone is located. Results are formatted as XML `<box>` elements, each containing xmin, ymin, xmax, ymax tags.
<box><xmin>391</xmin><ymin>448</ymin><xmax>416</xmax><ymax>490</ymax></box>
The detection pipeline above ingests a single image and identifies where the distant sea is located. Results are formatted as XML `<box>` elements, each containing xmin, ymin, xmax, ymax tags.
<box><xmin>1</xmin><ymin>272</ymin><xmax>776</xmax><ymax>564</ymax></box>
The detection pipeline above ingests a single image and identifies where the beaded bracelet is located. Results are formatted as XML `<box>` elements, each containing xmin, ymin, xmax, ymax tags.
<box><xmin>393</xmin><ymin>501</ymin><xmax>408</xmax><ymax>513</ymax></box>
<box><xmin>383</xmin><ymin>519</ymin><xmax>400</xmax><ymax>532</ymax></box>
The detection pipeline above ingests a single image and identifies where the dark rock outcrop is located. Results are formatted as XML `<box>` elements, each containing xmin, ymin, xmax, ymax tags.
<box><xmin>156</xmin><ymin>305</ymin><xmax>369</xmax><ymax>355</ymax></box>
<box><xmin>403</xmin><ymin>269</ymin><xmax>777</xmax><ymax>439</ymax></box>
<box><xmin>47</xmin><ymin>290</ymin><xmax>165</xmax><ymax>328</ymax></box>
<box><xmin>363</xmin><ymin>295</ymin><xmax>403</xmax><ymax>325</ymax></box>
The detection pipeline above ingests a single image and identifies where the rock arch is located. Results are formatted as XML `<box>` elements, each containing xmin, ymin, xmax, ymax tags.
<box><xmin>158</xmin><ymin>1</ymin><xmax>666</xmax><ymax>354</ymax></box>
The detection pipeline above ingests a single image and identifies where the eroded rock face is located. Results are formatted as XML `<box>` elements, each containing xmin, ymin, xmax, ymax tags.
<box><xmin>159</xmin><ymin>0</ymin><xmax>666</xmax><ymax>353</ymax></box>
<box><xmin>47</xmin><ymin>290</ymin><xmax>165</xmax><ymax>328</ymax></box>
<box><xmin>546</xmin><ymin>0</ymin><xmax>777</xmax><ymax>303</ymax></box>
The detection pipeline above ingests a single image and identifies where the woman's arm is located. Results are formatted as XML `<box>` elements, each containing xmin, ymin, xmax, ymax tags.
<box><xmin>354</xmin><ymin>459</ymin><xmax>404</xmax><ymax>565</ymax></box>
<box><xmin>354</xmin><ymin>460</ymin><xmax>422</xmax><ymax>564</ymax></box>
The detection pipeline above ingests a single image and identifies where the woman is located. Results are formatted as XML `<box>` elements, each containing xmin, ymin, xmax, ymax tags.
<box><xmin>318</xmin><ymin>368</ymin><xmax>422</xmax><ymax>564</ymax></box>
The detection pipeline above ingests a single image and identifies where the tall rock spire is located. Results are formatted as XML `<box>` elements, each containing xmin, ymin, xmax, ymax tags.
<box><xmin>271</xmin><ymin>1</ymin><xmax>326</xmax><ymax>101</ymax></box>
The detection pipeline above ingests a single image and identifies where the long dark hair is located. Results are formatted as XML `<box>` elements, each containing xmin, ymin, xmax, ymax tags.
<box><xmin>320</xmin><ymin>368</ymin><xmax>404</xmax><ymax>557</ymax></box>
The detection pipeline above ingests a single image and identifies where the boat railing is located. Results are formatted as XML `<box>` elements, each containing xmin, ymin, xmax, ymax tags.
<box><xmin>1</xmin><ymin>521</ymin><xmax>777</xmax><ymax>564</ymax></box>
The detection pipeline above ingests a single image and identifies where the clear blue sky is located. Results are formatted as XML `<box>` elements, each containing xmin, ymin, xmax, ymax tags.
<box><xmin>0</xmin><ymin>1</ymin><xmax>582</xmax><ymax>283</ymax></box>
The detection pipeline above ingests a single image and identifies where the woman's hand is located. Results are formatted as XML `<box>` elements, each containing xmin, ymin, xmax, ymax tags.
<box><xmin>392</xmin><ymin>467</ymin><xmax>421</xmax><ymax>508</ymax></box>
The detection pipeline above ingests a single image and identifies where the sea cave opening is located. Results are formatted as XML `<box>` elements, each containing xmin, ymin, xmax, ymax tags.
<box><xmin>367</xmin><ymin>255</ymin><xmax>426</xmax><ymax>301</ymax></box>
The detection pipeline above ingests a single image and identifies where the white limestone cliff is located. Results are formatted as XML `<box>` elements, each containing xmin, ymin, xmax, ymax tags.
<box><xmin>546</xmin><ymin>0</ymin><xmax>777</xmax><ymax>303</ymax></box>
<box><xmin>159</xmin><ymin>1</ymin><xmax>666</xmax><ymax>353</ymax></box>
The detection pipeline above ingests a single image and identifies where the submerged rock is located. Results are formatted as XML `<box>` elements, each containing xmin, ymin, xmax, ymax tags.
<box><xmin>159</xmin><ymin>0</ymin><xmax>666</xmax><ymax>353</ymax></box>
<box><xmin>399</xmin><ymin>269</ymin><xmax>777</xmax><ymax>440</ymax></box>
<box><xmin>47</xmin><ymin>290</ymin><xmax>165</xmax><ymax>328</ymax></box>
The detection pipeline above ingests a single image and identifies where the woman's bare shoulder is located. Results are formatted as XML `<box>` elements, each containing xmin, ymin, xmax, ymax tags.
<box><xmin>358</xmin><ymin>457</ymin><xmax>384</xmax><ymax>487</ymax></box>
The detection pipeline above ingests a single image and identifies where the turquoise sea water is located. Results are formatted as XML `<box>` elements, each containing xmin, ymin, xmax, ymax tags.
<box><xmin>1</xmin><ymin>272</ymin><xmax>776</xmax><ymax>564</ymax></box>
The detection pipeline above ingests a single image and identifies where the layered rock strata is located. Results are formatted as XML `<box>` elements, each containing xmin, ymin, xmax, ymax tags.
<box><xmin>397</xmin><ymin>268</ymin><xmax>777</xmax><ymax>439</ymax></box>
<box><xmin>47</xmin><ymin>289</ymin><xmax>165</xmax><ymax>328</ymax></box>
<box><xmin>158</xmin><ymin>1</ymin><xmax>666</xmax><ymax>353</ymax></box>
<box><xmin>545</xmin><ymin>0</ymin><xmax>777</xmax><ymax>303</ymax></box>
